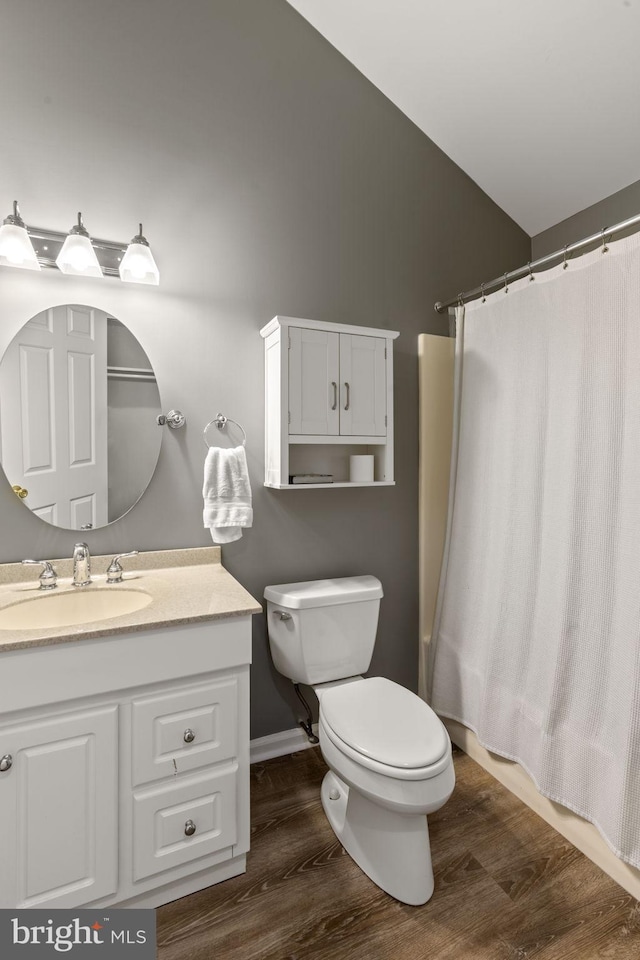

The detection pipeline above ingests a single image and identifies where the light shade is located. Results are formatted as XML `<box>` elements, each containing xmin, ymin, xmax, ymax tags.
<box><xmin>56</xmin><ymin>213</ymin><xmax>103</xmax><ymax>278</ymax></box>
<box><xmin>0</xmin><ymin>202</ymin><xmax>40</xmax><ymax>271</ymax></box>
<box><xmin>119</xmin><ymin>224</ymin><xmax>159</xmax><ymax>285</ymax></box>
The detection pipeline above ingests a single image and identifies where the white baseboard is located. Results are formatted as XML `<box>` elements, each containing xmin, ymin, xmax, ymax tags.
<box><xmin>445</xmin><ymin>718</ymin><xmax>640</xmax><ymax>900</ymax></box>
<box><xmin>250</xmin><ymin>723</ymin><xmax>319</xmax><ymax>765</ymax></box>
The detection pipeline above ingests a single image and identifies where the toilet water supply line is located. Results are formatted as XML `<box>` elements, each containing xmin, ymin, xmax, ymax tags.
<box><xmin>294</xmin><ymin>684</ymin><xmax>319</xmax><ymax>744</ymax></box>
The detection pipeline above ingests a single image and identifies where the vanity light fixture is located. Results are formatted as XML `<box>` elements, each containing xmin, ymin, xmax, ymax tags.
<box><xmin>119</xmin><ymin>224</ymin><xmax>160</xmax><ymax>285</ymax></box>
<box><xmin>0</xmin><ymin>202</ymin><xmax>41</xmax><ymax>271</ymax></box>
<box><xmin>0</xmin><ymin>200</ymin><xmax>160</xmax><ymax>284</ymax></box>
<box><xmin>56</xmin><ymin>212</ymin><xmax>104</xmax><ymax>278</ymax></box>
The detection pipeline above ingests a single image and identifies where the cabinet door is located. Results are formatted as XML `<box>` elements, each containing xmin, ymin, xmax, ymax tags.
<box><xmin>289</xmin><ymin>327</ymin><xmax>340</xmax><ymax>435</ymax></box>
<box><xmin>339</xmin><ymin>334</ymin><xmax>387</xmax><ymax>436</ymax></box>
<box><xmin>0</xmin><ymin>705</ymin><xmax>118</xmax><ymax>908</ymax></box>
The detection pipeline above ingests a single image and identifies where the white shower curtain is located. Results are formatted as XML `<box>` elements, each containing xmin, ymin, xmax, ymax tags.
<box><xmin>431</xmin><ymin>230</ymin><xmax>640</xmax><ymax>869</ymax></box>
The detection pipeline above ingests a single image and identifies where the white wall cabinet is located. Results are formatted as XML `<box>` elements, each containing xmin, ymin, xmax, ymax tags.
<box><xmin>0</xmin><ymin>618</ymin><xmax>251</xmax><ymax>909</ymax></box>
<box><xmin>261</xmin><ymin>316</ymin><xmax>399</xmax><ymax>488</ymax></box>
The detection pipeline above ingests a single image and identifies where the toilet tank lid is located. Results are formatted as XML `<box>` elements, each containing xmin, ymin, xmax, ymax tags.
<box><xmin>264</xmin><ymin>575</ymin><xmax>383</xmax><ymax>609</ymax></box>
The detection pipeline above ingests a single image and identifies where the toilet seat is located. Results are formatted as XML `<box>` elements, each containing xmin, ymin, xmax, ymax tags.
<box><xmin>319</xmin><ymin>677</ymin><xmax>450</xmax><ymax>781</ymax></box>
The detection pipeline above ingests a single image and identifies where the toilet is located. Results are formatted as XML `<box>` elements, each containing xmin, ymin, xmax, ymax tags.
<box><xmin>264</xmin><ymin>575</ymin><xmax>455</xmax><ymax>906</ymax></box>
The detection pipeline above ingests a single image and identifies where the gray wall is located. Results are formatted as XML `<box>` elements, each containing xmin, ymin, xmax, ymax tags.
<box><xmin>0</xmin><ymin>0</ymin><xmax>529</xmax><ymax>738</ymax></box>
<box><xmin>533</xmin><ymin>177</ymin><xmax>640</xmax><ymax>258</ymax></box>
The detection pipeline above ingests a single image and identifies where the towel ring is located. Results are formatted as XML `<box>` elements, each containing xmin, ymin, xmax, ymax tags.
<box><xmin>203</xmin><ymin>413</ymin><xmax>247</xmax><ymax>448</ymax></box>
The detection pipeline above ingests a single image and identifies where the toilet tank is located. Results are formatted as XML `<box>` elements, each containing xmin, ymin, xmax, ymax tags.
<box><xmin>264</xmin><ymin>576</ymin><xmax>383</xmax><ymax>685</ymax></box>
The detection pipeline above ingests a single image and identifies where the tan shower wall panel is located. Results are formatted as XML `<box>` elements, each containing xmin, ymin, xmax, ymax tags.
<box><xmin>418</xmin><ymin>334</ymin><xmax>455</xmax><ymax>700</ymax></box>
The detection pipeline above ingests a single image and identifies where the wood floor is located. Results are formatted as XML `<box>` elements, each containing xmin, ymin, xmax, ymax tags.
<box><xmin>157</xmin><ymin>747</ymin><xmax>640</xmax><ymax>960</ymax></box>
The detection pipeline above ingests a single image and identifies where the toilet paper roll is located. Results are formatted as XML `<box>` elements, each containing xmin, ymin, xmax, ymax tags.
<box><xmin>349</xmin><ymin>455</ymin><xmax>374</xmax><ymax>483</ymax></box>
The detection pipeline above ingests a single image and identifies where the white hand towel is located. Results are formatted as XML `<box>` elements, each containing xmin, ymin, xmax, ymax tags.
<box><xmin>203</xmin><ymin>445</ymin><xmax>253</xmax><ymax>544</ymax></box>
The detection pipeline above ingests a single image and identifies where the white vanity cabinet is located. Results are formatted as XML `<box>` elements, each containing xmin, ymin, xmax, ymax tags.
<box><xmin>261</xmin><ymin>316</ymin><xmax>399</xmax><ymax>488</ymax></box>
<box><xmin>0</xmin><ymin>616</ymin><xmax>252</xmax><ymax>910</ymax></box>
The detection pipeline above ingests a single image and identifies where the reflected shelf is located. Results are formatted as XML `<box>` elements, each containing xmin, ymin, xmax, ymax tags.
<box><xmin>265</xmin><ymin>480</ymin><xmax>395</xmax><ymax>490</ymax></box>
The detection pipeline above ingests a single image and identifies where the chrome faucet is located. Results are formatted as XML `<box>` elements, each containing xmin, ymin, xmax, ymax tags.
<box><xmin>72</xmin><ymin>542</ymin><xmax>91</xmax><ymax>587</ymax></box>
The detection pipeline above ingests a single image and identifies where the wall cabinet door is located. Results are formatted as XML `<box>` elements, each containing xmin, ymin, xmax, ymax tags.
<box><xmin>339</xmin><ymin>334</ymin><xmax>386</xmax><ymax>436</ymax></box>
<box><xmin>289</xmin><ymin>328</ymin><xmax>386</xmax><ymax>437</ymax></box>
<box><xmin>289</xmin><ymin>327</ymin><xmax>340</xmax><ymax>435</ymax></box>
<box><xmin>0</xmin><ymin>705</ymin><xmax>118</xmax><ymax>908</ymax></box>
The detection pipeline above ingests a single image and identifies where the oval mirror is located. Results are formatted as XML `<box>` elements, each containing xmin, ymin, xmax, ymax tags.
<box><xmin>0</xmin><ymin>304</ymin><xmax>162</xmax><ymax>530</ymax></box>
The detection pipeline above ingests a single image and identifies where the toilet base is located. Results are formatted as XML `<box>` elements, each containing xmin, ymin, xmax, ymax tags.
<box><xmin>320</xmin><ymin>770</ymin><xmax>434</xmax><ymax>906</ymax></box>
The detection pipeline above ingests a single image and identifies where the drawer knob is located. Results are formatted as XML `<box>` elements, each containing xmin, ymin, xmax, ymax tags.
<box><xmin>184</xmin><ymin>819</ymin><xmax>197</xmax><ymax>837</ymax></box>
<box><xmin>0</xmin><ymin>754</ymin><xmax>12</xmax><ymax>772</ymax></box>
<box><xmin>183</xmin><ymin>728</ymin><xmax>196</xmax><ymax>743</ymax></box>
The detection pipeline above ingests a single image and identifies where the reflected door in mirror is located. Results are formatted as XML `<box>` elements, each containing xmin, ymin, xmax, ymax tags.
<box><xmin>0</xmin><ymin>305</ymin><xmax>108</xmax><ymax>529</ymax></box>
<box><xmin>0</xmin><ymin>304</ymin><xmax>162</xmax><ymax>531</ymax></box>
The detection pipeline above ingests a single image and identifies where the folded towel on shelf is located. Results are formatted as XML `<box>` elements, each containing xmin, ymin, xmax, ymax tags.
<box><xmin>203</xmin><ymin>444</ymin><xmax>253</xmax><ymax>544</ymax></box>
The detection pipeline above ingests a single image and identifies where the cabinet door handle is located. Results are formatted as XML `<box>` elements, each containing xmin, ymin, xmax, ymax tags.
<box><xmin>0</xmin><ymin>754</ymin><xmax>12</xmax><ymax>772</ymax></box>
<box><xmin>331</xmin><ymin>381</ymin><xmax>337</xmax><ymax>411</ymax></box>
<box><xmin>183</xmin><ymin>728</ymin><xmax>196</xmax><ymax>743</ymax></box>
<box><xmin>344</xmin><ymin>382</ymin><xmax>350</xmax><ymax>411</ymax></box>
<box><xmin>184</xmin><ymin>819</ymin><xmax>197</xmax><ymax>837</ymax></box>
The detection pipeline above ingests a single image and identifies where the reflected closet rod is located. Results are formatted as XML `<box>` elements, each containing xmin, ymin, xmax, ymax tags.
<box><xmin>434</xmin><ymin>210</ymin><xmax>640</xmax><ymax>313</ymax></box>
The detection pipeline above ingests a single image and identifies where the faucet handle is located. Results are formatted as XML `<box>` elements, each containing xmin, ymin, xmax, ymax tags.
<box><xmin>106</xmin><ymin>551</ymin><xmax>139</xmax><ymax>584</ymax></box>
<box><xmin>22</xmin><ymin>559</ymin><xmax>58</xmax><ymax>590</ymax></box>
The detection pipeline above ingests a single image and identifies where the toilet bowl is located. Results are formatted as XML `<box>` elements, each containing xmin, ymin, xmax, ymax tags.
<box><xmin>315</xmin><ymin>676</ymin><xmax>455</xmax><ymax>905</ymax></box>
<box><xmin>264</xmin><ymin>575</ymin><xmax>455</xmax><ymax>905</ymax></box>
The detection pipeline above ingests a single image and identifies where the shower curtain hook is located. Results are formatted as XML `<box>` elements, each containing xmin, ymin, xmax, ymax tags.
<box><xmin>481</xmin><ymin>282</ymin><xmax>486</xmax><ymax>303</ymax></box>
<box><xmin>601</xmin><ymin>228</ymin><xmax>609</xmax><ymax>254</ymax></box>
<box><xmin>504</xmin><ymin>272</ymin><xmax>509</xmax><ymax>294</ymax></box>
<box><xmin>563</xmin><ymin>244</ymin><xmax>569</xmax><ymax>270</ymax></box>
<box><xmin>457</xmin><ymin>292</ymin><xmax>465</xmax><ymax>308</ymax></box>
<box><xmin>528</xmin><ymin>262</ymin><xmax>535</xmax><ymax>282</ymax></box>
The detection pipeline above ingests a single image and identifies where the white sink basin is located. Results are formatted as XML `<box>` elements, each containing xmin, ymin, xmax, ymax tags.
<box><xmin>0</xmin><ymin>588</ymin><xmax>153</xmax><ymax>630</ymax></box>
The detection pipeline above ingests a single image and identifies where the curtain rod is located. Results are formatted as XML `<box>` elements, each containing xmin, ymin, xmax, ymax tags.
<box><xmin>434</xmin><ymin>211</ymin><xmax>640</xmax><ymax>313</ymax></box>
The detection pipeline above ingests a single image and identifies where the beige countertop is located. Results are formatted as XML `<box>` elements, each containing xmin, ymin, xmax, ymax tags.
<box><xmin>0</xmin><ymin>546</ymin><xmax>262</xmax><ymax>653</ymax></box>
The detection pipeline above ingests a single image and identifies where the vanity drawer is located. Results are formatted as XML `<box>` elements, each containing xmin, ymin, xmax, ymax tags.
<box><xmin>132</xmin><ymin>766</ymin><xmax>237</xmax><ymax>880</ymax></box>
<box><xmin>131</xmin><ymin>678</ymin><xmax>237</xmax><ymax>786</ymax></box>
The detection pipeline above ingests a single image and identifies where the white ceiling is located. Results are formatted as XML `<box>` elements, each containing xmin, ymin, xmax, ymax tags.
<box><xmin>286</xmin><ymin>0</ymin><xmax>640</xmax><ymax>237</ymax></box>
